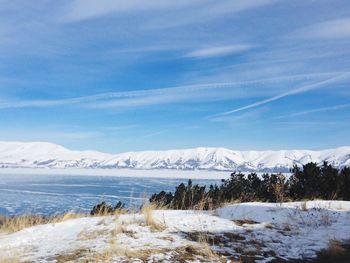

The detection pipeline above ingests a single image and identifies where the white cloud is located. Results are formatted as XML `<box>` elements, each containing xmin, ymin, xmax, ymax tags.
<box><xmin>144</xmin><ymin>0</ymin><xmax>277</xmax><ymax>29</ymax></box>
<box><xmin>277</xmin><ymin>104</ymin><xmax>350</xmax><ymax>119</ymax></box>
<box><xmin>143</xmin><ymin>130</ymin><xmax>167</xmax><ymax>138</ymax></box>
<box><xmin>61</xmin><ymin>0</ymin><xmax>277</xmax><ymax>24</ymax></box>
<box><xmin>0</xmin><ymin>74</ymin><xmax>328</xmax><ymax>110</ymax></box>
<box><xmin>102</xmin><ymin>125</ymin><xmax>141</xmax><ymax>131</ymax></box>
<box><xmin>0</xmin><ymin>130</ymin><xmax>100</xmax><ymax>143</ymax></box>
<box><xmin>61</xmin><ymin>0</ymin><xmax>202</xmax><ymax>22</ymax></box>
<box><xmin>210</xmin><ymin>107</ymin><xmax>269</xmax><ymax>125</ymax></box>
<box><xmin>215</xmin><ymin>73</ymin><xmax>350</xmax><ymax>116</ymax></box>
<box><xmin>0</xmin><ymin>72</ymin><xmax>346</xmax><ymax>111</ymax></box>
<box><xmin>295</xmin><ymin>18</ymin><xmax>350</xmax><ymax>39</ymax></box>
<box><xmin>186</xmin><ymin>44</ymin><xmax>254</xmax><ymax>58</ymax></box>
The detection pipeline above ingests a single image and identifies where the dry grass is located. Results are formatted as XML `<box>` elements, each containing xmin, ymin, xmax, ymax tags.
<box><xmin>0</xmin><ymin>211</ymin><xmax>86</xmax><ymax>233</ymax></box>
<box><xmin>0</xmin><ymin>248</ymin><xmax>27</xmax><ymax>263</ymax></box>
<box><xmin>321</xmin><ymin>239</ymin><xmax>346</xmax><ymax>256</ymax></box>
<box><xmin>0</xmin><ymin>257</ymin><xmax>21</xmax><ymax>263</ymax></box>
<box><xmin>197</xmin><ymin>232</ymin><xmax>221</xmax><ymax>259</ymax></box>
<box><xmin>273</xmin><ymin>174</ymin><xmax>285</xmax><ymax>204</ymax></box>
<box><xmin>110</xmin><ymin>220</ymin><xmax>137</xmax><ymax>238</ymax></box>
<box><xmin>183</xmin><ymin>231</ymin><xmax>253</xmax><ymax>261</ymax></box>
<box><xmin>77</xmin><ymin>229</ymin><xmax>109</xmax><ymax>241</ymax></box>
<box><xmin>192</xmin><ymin>196</ymin><xmax>213</xmax><ymax>211</ymax></box>
<box><xmin>233</xmin><ymin>219</ymin><xmax>259</xmax><ymax>226</ymax></box>
<box><xmin>184</xmin><ymin>231</ymin><xmax>230</xmax><ymax>262</ymax></box>
<box><xmin>141</xmin><ymin>203</ymin><xmax>165</xmax><ymax>231</ymax></box>
<box><xmin>0</xmin><ymin>214</ymin><xmax>46</xmax><ymax>233</ymax></box>
<box><xmin>110</xmin><ymin>222</ymin><xmax>124</xmax><ymax>236</ymax></box>
<box><xmin>158</xmin><ymin>235</ymin><xmax>175</xmax><ymax>242</ymax></box>
<box><xmin>86</xmin><ymin>231</ymin><xmax>226</xmax><ymax>262</ymax></box>
<box><xmin>265</xmin><ymin>223</ymin><xmax>274</xmax><ymax>229</ymax></box>
<box><xmin>315</xmin><ymin>239</ymin><xmax>350</xmax><ymax>262</ymax></box>
<box><xmin>54</xmin><ymin>248</ymin><xmax>91</xmax><ymax>263</ymax></box>
<box><xmin>52</xmin><ymin>239</ymin><xmax>350</xmax><ymax>263</ymax></box>
<box><xmin>282</xmin><ymin>223</ymin><xmax>291</xmax><ymax>231</ymax></box>
<box><xmin>174</xmin><ymin>244</ymin><xmax>225</xmax><ymax>262</ymax></box>
<box><xmin>81</xmin><ymin>243</ymin><xmax>169</xmax><ymax>262</ymax></box>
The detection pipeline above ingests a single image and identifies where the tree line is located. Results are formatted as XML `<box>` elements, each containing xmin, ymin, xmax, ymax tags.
<box><xmin>149</xmin><ymin>162</ymin><xmax>350</xmax><ymax>210</ymax></box>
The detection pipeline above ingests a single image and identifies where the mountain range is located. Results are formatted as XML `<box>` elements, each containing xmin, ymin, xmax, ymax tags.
<box><xmin>0</xmin><ymin>141</ymin><xmax>349</xmax><ymax>172</ymax></box>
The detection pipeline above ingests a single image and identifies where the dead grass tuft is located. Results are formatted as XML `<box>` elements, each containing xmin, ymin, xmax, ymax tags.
<box><xmin>320</xmin><ymin>239</ymin><xmax>346</xmax><ymax>256</ymax></box>
<box><xmin>233</xmin><ymin>219</ymin><xmax>259</xmax><ymax>226</ymax></box>
<box><xmin>174</xmin><ymin>244</ymin><xmax>225</xmax><ymax>262</ymax></box>
<box><xmin>265</xmin><ymin>223</ymin><xmax>274</xmax><ymax>229</ymax></box>
<box><xmin>315</xmin><ymin>239</ymin><xmax>350</xmax><ymax>262</ymax></box>
<box><xmin>83</xmin><ymin>244</ymin><xmax>169</xmax><ymax>262</ymax></box>
<box><xmin>0</xmin><ymin>247</ymin><xmax>26</xmax><ymax>263</ymax></box>
<box><xmin>158</xmin><ymin>236</ymin><xmax>175</xmax><ymax>242</ymax></box>
<box><xmin>0</xmin><ymin>214</ymin><xmax>46</xmax><ymax>233</ymax></box>
<box><xmin>77</xmin><ymin>229</ymin><xmax>109</xmax><ymax>241</ymax></box>
<box><xmin>183</xmin><ymin>231</ymin><xmax>229</xmax><ymax>261</ymax></box>
<box><xmin>0</xmin><ymin>257</ymin><xmax>21</xmax><ymax>263</ymax></box>
<box><xmin>141</xmin><ymin>203</ymin><xmax>165</xmax><ymax>231</ymax></box>
<box><xmin>54</xmin><ymin>248</ymin><xmax>91</xmax><ymax>263</ymax></box>
<box><xmin>197</xmin><ymin>232</ymin><xmax>221</xmax><ymax>259</ymax></box>
<box><xmin>111</xmin><ymin>223</ymin><xmax>124</xmax><ymax>236</ymax></box>
<box><xmin>0</xmin><ymin>211</ymin><xmax>86</xmax><ymax>233</ymax></box>
<box><xmin>282</xmin><ymin>223</ymin><xmax>291</xmax><ymax>231</ymax></box>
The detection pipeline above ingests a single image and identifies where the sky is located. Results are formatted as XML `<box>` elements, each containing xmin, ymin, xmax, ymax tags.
<box><xmin>0</xmin><ymin>0</ymin><xmax>350</xmax><ymax>153</ymax></box>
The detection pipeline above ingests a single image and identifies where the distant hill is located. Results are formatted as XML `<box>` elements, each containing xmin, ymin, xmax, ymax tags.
<box><xmin>0</xmin><ymin>141</ymin><xmax>349</xmax><ymax>172</ymax></box>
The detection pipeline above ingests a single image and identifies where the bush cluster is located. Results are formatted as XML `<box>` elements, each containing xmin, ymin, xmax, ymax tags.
<box><xmin>90</xmin><ymin>201</ymin><xmax>125</xmax><ymax>215</ymax></box>
<box><xmin>149</xmin><ymin>162</ymin><xmax>350</xmax><ymax>210</ymax></box>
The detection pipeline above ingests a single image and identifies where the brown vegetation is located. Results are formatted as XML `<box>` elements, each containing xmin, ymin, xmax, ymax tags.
<box><xmin>0</xmin><ymin>211</ymin><xmax>86</xmax><ymax>233</ymax></box>
<box><xmin>141</xmin><ymin>203</ymin><xmax>165</xmax><ymax>231</ymax></box>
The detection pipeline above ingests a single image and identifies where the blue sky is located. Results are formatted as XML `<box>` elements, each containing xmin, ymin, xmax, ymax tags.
<box><xmin>0</xmin><ymin>0</ymin><xmax>350</xmax><ymax>153</ymax></box>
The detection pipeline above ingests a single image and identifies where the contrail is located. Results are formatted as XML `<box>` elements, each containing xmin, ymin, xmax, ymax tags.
<box><xmin>215</xmin><ymin>73</ymin><xmax>350</xmax><ymax>116</ymax></box>
<box><xmin>276</xmin><ymin>103</ymin><xmax>350</xmax><ymax>119</ymax></box>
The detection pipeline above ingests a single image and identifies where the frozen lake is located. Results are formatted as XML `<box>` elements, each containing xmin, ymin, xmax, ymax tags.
<box><xmin>0</xmin><ymin>173</ymin><xmax>222</xmax><ymax>216</ymax></box>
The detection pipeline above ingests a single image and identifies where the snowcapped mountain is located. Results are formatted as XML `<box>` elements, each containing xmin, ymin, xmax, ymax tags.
<box><xmin>0</xmin><ymin>141</ymin><xmax>349</xmax><ymax>172</ymax></box>
<box><xmin>100</xmin><ymin>147</ymin><xmax>350</xmax><ymax>172</ymax></box>
<box><xmin>0</xmin><ymin>141</ymin><xmax>112</xmax><ymax>169</ymax></box>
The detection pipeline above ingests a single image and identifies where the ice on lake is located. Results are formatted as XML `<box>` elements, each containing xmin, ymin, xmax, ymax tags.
<box><xmin>0</xmin><ymin>173</ymin><xmax>221</xmax><ymax>215</ymax></box>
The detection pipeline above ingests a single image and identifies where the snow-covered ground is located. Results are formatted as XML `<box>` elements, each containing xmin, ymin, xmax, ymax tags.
<box><xmin>1</xmin><ymin>201</ymin><xmax>349</xmax><ymax>262</ymax></box>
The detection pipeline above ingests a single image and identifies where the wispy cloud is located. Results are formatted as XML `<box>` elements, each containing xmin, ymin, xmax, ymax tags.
<box><xmin>61</xmin><ymin>0</ymin><xmax>278</xmax><ymax>25</ymax></box>
<box><xmin>210</xmin><ymin>106</ymin><xmax>269</xmax><ymax>125</ymax></box>
<box><xmin>214</xmin><ymin>73</ymin><xmax>350</xmax><ymax>116</ymax></box>
<box><xmin>143</xmin><ymin>0</ymin><xmax>278</xmax><ymax>29</ymax></box>
<box><xmin>0</xmin><ymin>130</ymin><xmax>100</xmax><ymax>142</ymax></box>
<box><xmin>276</xmin><ymin>104</ymin><xmax>350</xmax><ymax>119</ymax></box>
<box><xmin>0</xmin><ymin>82</ymin><xmax>239</xmax><ymax>109</ymax></box>
<box><xmin>102</xmin><ymin>124</ymin><xmax>141</xmax><ymax>131</ymax></box>
<box><xmin>186</xmin><ymin>44</ymin><xmax>254</xmax><ymax>58</ymax></box>
<box><xmin>0</xmin><ymin>73</ymin><xmax>341</xmax><ymax>110</ymax></box>
<box><xmin>61</xmin><ymin>0</ymin><xmax>202</xmax><ymax>22</ymax></box>
<box><xmin>143</xmin><ymin>130</ymin><xmax>167</xmax><ymax>138</ymax></box>
<box><xmin>294</xmin><ymin>18</ymin><xmax>350</xmax><ymax>39</ymax></box>
<box><xmin>272</xmin><ymin>120</ymin><xmax>350</xmax><ymax>128</ymax></box>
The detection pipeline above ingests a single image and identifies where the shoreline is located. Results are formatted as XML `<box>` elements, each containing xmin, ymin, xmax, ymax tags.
<box><xmin>0</xmin><ymin>168</ymin><xmax>233</xmax><ymax>180</ymax></box>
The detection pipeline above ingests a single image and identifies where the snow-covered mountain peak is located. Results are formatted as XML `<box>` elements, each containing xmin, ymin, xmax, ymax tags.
<box><xmin>0</xmin><ymin>141</ymin><xmax>349</xmax><ymax>172</ymax></box>
<box><xmin>0</xmin><ymin>141</ymin><xmax>112</xmax><ymax>168</ymax></box>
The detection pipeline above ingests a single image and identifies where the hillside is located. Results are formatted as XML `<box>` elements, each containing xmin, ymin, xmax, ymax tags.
<box><xmin>0</xmin><ymin>141</ymin><xmax>349</xmax><ymax>172</ymax></box>
<box><xmin>1</xmin><ymin>201</ymin><xmax>349</xmax><ymax>262</ymax></box>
